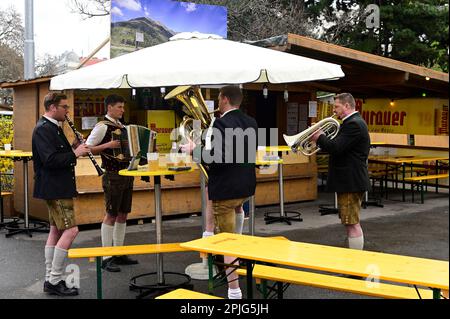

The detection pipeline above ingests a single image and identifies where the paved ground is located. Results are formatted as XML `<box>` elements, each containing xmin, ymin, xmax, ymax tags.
<box><xmin>0</xmin><ymin>188</ymin><xmax>448</xmax><ymax>299</ymax></box>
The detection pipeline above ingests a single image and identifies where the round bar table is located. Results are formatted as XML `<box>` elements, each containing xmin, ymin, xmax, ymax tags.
<box><xmin>247</xmin><ymin>157</ymin><xmax>285</xmax><ymax>235</ymax></box>
<box><xmin>119</xmin><ymin>166</ymin><xmax>195</xmax><ymax>298</ymax></box>
<box><xmin>0</xmin><ymin>150</ymin><xmax>49</xmax><ymax>237</ymax></box>
<box><xmin>262</xmin><ymin>146</ymin><xmax>302</xmax><ymax>225</ymax></box>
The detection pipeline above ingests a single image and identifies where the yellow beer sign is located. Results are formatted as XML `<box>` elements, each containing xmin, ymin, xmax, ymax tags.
<box><xmin>147</xmin><ymin>110</ymin><xmax>178</xmax><ymax>153</ymax></box>
<box><xmin>356</xmin><ymin>98</ymin><xmax>449</xmax><ymax>135</ymax></box>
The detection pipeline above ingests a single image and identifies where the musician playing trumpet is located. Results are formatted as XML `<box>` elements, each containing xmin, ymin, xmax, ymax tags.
<box><xmin>32</xmin><ymin>93</ymin><xmax>90</xmax><ymax>296</ymax></box>
<box><xmin>311</xmin><ymin>93</ymin><xmax>370</xmax><ymax>254</ymax></box>
<box><xmin>86</xmin><ymin>94</ymin><xmax>138</xmax><ymax>272</ymax></box>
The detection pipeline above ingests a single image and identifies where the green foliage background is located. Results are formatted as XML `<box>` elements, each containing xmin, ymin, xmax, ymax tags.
<box><xmin>0</xmin><ymin>116</ymin><xmax>14</xmax><ymax>192</ymax></box>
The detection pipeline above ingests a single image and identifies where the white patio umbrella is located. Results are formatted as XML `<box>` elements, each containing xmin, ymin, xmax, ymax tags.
<box><xmin>50</xmin><ymin>32</ymin><xmax>344</xmax><ymax>90</ymax></box>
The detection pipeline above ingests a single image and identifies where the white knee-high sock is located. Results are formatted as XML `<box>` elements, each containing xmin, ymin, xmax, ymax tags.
<box><xmin>113</xmin><ymin>222</ymin><xmax>126</xmax><ymax>247</ymax></box>
<box><xmin>348</xmin><ymin>234</ymin><xmax>364</xmax><ymax>250</ymax></box>
<box><xmin>235</xmin><ymin>212</ymin><xmax>244</xmax><ymax>235</ymax></box>
<box><xmin>101</xmin><ymin>223</ymin><xmax>114</xmax><ymax>260</ymax></box>
<box><xmin>49</xmin><ymin>247</ymin><xmax>67</xmax><ymax>285</ymax></box>
<box><xmin>202</xmin><ymin>231</ymin><xmax>214</xmax><ymax>238</ymax></box>
<box><xmin>228</xmin><ymin>287</ymin><xmax>242</xmax><ymax>299</ymax></box>
<box><xmin>45</xmin><ymin>246</ymin><xmax>55</xmax><ymax>282</ymax></box>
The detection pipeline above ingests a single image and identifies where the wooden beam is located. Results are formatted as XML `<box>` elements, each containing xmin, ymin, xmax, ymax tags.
<box><xmin>287</xmin><ymin>33</ymin><xmax>449</xmax><ymax>83</ymax></box>
<box><xmin>0</xmin><ymin>77</ymin><xmax>52</xmax><ymax>89</ymax></box>
<box><xmin>403</xmin><ymin>78</ymin><xmax>449</xmax><ymax>94</ymax></box>
<box><xmin>76</xmin><ymin>37</ymin><xmax>110</xmax><ymax>70</ymax></box>
<box><xmin>336</xmin><ymin>72</ymin><xmax>408</xmax><ymax>88</ymax></box>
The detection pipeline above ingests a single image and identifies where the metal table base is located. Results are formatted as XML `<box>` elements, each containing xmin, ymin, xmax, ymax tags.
<box><xmin>129</xmin><ymin>272</ymin><xmax>192</xmax><ymax>299</ymax></box>
<box><xmin>319</xmin><ymin>192</ymin><xmax>339</xmax><ymax>216</ymax></box>
<box><xmin>5</xmin><ymin>220</ymin><xmax>49</xmax><ymax>237</ymax></box>
<box><xmin>129</xmin><ymin>174</ymin><xmax>192</xmax><ymax>298</ymax></box>
<box><xmin>3</xmin><ymin>155</ymin><xmax>49</xmax><ymax>237</ymax></box>
<box><xmin>263</xmin><ymin>163</ymin><xmax>302</xmax><ymax>225</ymax></box>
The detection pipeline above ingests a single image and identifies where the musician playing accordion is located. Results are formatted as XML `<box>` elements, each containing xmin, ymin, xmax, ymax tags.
<box><xmin>86</xmin><ymin>94</ymin><xmax>139</xmax><ymax>272</ymax></box>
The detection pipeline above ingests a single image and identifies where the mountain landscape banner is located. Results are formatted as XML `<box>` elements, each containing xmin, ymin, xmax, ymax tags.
<box><xmin>111</xmin><ymin>0</ymin><xmax>227</xmax><ymax>58</ymax></box>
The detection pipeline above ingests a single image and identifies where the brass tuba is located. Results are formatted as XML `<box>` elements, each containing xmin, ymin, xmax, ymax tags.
<box><xmin>164</xmin><ymin>85</ymin><xmax>214</xmax><ymax>180</ymax></box>
<box><xmin>283</xmin><ymin>115</ymin><xmax>340</xmax><ymax>156</ymax></box>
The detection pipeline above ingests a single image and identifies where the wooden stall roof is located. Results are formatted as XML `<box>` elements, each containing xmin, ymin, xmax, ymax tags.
<box><xmin>278</xmin><ymin>34</ymin><xmax>449</xmax><ymax>99</ymax></box>
<box><xmin>0</xmin><ymin>76</ymin><xmax>53</xmax><ymax>89</ymax></box>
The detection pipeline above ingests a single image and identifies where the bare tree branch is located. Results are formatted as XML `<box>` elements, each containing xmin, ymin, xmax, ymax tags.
<box><xmin>0</xmin><ymin>6</ymin><xmax>24</xmax><ymax>54</ymax></box>
<box><xmin>68</xmin><ymin>0</ymin><xmax>110</xmax><ymax>19</ymax></box>
<box><xmin>193</xmin><ymin>0</ymin><xmax>314</xmax><ymax>41</ymax></box>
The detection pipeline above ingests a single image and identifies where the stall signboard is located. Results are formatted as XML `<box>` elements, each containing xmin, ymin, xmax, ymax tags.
<box><xmin>111</xmin><ymin>0</ymin><xmax>227</xmax><ymax>58</ymax></box>
<box><xmin>147</xmin><ymin>110</ymin><xmax>177</xmax><ymax>153</ymax></box>
<box><xmin>356</xmin><ymin>98</ymin><xmax>449</xmax><ymax>135</ymax></box>
<box><xmin>435</xmin><ymin>104</ymin><xmax>449</xmax><ymax>135</ymax></box>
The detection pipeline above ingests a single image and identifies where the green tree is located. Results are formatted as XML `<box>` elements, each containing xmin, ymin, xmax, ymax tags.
<box><xmin>304</xmin><ymin>0</ymin><xmax>449</xmax><ymax>72</ymax></box>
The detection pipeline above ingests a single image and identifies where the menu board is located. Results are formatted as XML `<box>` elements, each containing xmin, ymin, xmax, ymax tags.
<box><xmin>286</xmin><ymin>103</ymin><xmax>299</xmax><ymax>136</ymax></box>
<box><xmin>299</xmin><ymin>103</ymin><xmax>308</xmax><ymax>132</ymax></box>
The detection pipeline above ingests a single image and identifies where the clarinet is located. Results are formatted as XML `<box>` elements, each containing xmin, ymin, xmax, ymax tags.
<box><xmin>65</xmin><ymin>115</ymin><xmax>105</xmax><ymax>176</ymax></box>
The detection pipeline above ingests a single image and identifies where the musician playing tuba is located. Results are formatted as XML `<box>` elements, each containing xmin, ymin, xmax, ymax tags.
<box><xmin>177</xmin><ymin>85</ymin><xmax>258</xmax><ymax>299</ymax></box>
<box><xmin>86</xmin><ymin>94</ymin><xmax>139</xmax><ymax>272</ymax></box>
<box><xmin>310</xmin><ymin>93</ymin><xmax>371</xmax><ymax>254</ymax></box>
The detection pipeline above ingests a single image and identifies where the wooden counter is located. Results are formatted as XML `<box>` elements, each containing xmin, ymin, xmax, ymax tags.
<box><xmin>71</xmin><ymin>152</ymin><xmax>317</xmax><ymax>225</ymax></box>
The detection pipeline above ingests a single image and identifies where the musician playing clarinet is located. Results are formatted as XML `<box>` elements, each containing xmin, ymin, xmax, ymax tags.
<box><xmin>32</xmin><ymin>92</ymin><xmax>90</xmax><ymax>296</ymax></box>
<box><xmin>86</xmin><ymin>94</ymin><xmax>138</xmax><ymax>272</ymax></box>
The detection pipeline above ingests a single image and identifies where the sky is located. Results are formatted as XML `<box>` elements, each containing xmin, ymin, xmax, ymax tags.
<box><xmin>0</xmin><ymin>0</ymin><xmax>227</xmax><ymax>61</ymax></box>
<box><xmin>111</xmin><ymin>0</ymin><xmax>227</xmax><ymax>37</ymax></box>
<box><xmin>0</xmin><ymin>0</ymin><xmax>111</xmax><ymax>59</ymax></box>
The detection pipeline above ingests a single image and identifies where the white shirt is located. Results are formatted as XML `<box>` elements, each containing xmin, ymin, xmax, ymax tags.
<box><xmin>86</xmin><ymin>115</ymin><xmax>124</xmax><ymax>147</ymax></box>
<box><xmin>43</xmin><ymin>115</ymin><xmax>60</xmax><ymax>127</ymax></box>
<box><xmin>220</xmin><ymin>108</ymin><xmax>238</xmax><ymax>118</ymax></box>
<box><xmin>204</xmin><ymin>117</ymin><xmax>216</xmax><ymax>151</ymax></box>
<box><xmin>342</xmin><ymin>111</ymin><xmax>359</xmax><ymax>122</ymax></box>
<box><xmin>204</xmin><ymin>108</ymin><xmax>238</xmax><ymax>150</ymax></box>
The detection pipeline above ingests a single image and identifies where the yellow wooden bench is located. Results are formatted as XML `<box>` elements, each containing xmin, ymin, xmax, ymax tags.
<box><xmin>404</xmin><ymin>173</ymin><xmax>449</xmax><ymax>203</ymax></box>
<box><xmin>68</xmin><ymin>243</ymin><xmax>190</xmax><ymax>299</ymax></box>
<box><xmin>236</xmin><ymin>264</ymin><xmax>434</xmax><ymax>299</ymax></box>
<box><xmin>155</xmin><ymin>288</ymin><xmax>222</xmax><ymax>299</ymax></box>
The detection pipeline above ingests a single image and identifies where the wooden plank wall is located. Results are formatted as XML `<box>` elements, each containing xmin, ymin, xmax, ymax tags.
<box><xmin>73</xmin><ymin>162</ymin><xmax>317</xmax><ymax>225</ymax></box>
<box><xmin>13</xmin><ymin>83</ymin><xmax>49</xmax><ymax>220</ymax></box>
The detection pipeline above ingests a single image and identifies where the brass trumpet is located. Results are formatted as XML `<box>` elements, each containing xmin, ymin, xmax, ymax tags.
<box><xmin>283</xmin><ymin>115</ymin><xmax>340</xmax><ymax>156</ymax></box>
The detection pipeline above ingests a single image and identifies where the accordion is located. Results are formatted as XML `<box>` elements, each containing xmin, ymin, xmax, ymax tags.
<box><xmin>112</xmin><ymin>125</ymin><xmax>157</xmax><ymax>162</ymax></box>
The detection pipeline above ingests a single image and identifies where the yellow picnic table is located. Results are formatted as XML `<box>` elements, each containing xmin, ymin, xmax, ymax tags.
<box><xmin>181</xmin><ymin>232</ymin><xmax>449</xmax><ymax>299</ymax></box>
<box><xmin>368</xmin><ymin>155</ymin><xmax>449</xmax><ymax>201</ymax></box>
